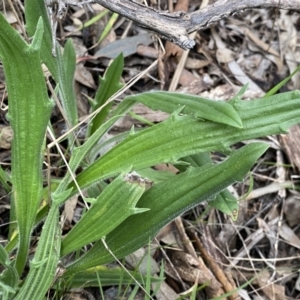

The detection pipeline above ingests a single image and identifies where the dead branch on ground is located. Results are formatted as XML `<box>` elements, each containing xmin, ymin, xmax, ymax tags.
<box><xmin>92</xmin><ymin>0</ymin><xmax>300</xmax><ymax>49</ymax></box>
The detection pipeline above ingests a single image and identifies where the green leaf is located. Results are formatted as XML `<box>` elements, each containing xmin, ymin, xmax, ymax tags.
<box><xmin>0</xmin><ymin>245</ymin><xmax>18</xmax><ymax>295</ymax></box>
<box><xmin>77</xmin><ymin>9</ymin><xmax>109</xmax><ymax>30</ymax></box>
<box><xmin>87</xmin><ymin>129</ymin><xmax>130</xmax><ymax>163</ymax></box>
<box><xmin>265</xmin><ymin>65</ymin><xmax>300</xmax><ymax>97</ymax></box>
<box><xmin>65</xmin><ymin>143</ymin><xmax>268</xmax><ymax>274</ymax></box>
<box><xmin>55</xmin><ymin>115</ymin><xmax>122</xmax><ymax>196</ymax></box>
<box><xmin>136</xmin><ymin>167</ymin><xmax>175</xmax><ymax>183</ymax></box>
<box><xmin>0</xmin><ymin>164</ymin><xmax>11</xmax><ymax>192</ymax></box>
<box><xmin>177</xmin><ymin>151</ymin><xmax>212</xmax><ymax>170</ymax></box>
<box><xmin>113</xmin><ymin>86</ymin><xmax>243</xmax><ymax>217</ymax></box>
<box><xmin>61</xmin><ymin>266</ymin><xmax>161</xmax><ymax>288</ymax></box>
<box><xmin>14</xmin><ymin>204</ymin><xmax>61</xmax><ymax>300</ymax></box>
<box><xmin>89</xmin><ymin>53</ymin><xmax>124</xmax><ymax>135</ymax></box>
<box><xmin>208</xmin><ymin>190</ymin><xmax>239</xmax><ymax>220</ymax></box>
<box><xmin>114</xmin><ymin>91</ymin><xmax>243</xmax><ymax>128</ymax></box>
<box><xmin>71</xmin><ymin>91</ymin><xmax>300</xmax><ymax>192</ymax></box>
<box><xmin>56</xmin><ymin>40</ymin><xmax>78</xmax><ymax>130</ymax></box>
<box><xmin>26</xmin><ymin>1</ymin><xmax>78</xmax><ymax>137</ymax></box>
<box><xmin>97</xmin><ymin>13</ymin><xmax>119</xmax><ymax>44</ymax></box>
<box><xmin>231</xmin><ymin>84</ymin><xmax>248</xmax><ymax>100</ymax></box>
<box><xmin>0</xmin><ymin>14</ymin><xmax>54</xmax><ymax>274</ymax></box>
<box><xmin>0</xmin><ymin>241</ymin><xmax>9</xmax><ymax>266</ymax></box>
<box><xmin>179</xmin><ymin>152</ymin><xmax>238</xmax><ymax>217</ymax></box>
<box><xmin>25</xmin><ymin>0</ymin><xmax>58</xmax><ymax>79</ymax></box>
<box><xmin>61</xmin><ymin>173</ymin><xmax>147</xmax><ymax>256</ymax></box>
<box><xmin>52</xmin><ymin>188</ymin><xmax>73</xmax><ymax>205</ymax></box>
<box><xmin>0</xmin><ymin>281</ymin><xmax>17</xmax><ymax>299</ymax></box>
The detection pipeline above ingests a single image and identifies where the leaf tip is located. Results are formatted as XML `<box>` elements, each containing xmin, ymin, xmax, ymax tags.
<box><xmin>132</xmin><ymin>207</ymin><xmax>150</xmax><ymax>215</ymax></box>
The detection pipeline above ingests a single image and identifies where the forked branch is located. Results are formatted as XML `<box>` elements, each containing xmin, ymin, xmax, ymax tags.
<box><xmin>92</xmin><ymin>0</ymin><xmax>300</xmax><ymax>49</ymax></box>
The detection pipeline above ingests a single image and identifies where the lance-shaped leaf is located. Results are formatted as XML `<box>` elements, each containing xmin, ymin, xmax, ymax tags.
<box><xmin>114</xmin><ymin>91</ymin><xmax>243</xmax><ymax>128</ymax></box>
<box><xmin>26</xmin><ymin>0</ymin><xmax>78</xmax><ymax>138</ymax></box>
<box><xmin>178</xmin><ymin>152</ymin><xmax>238</xmax><ymax>217</ymax></box>
<box><xmin>113</xmin><ymin>87</ymin><xmax>247</xmax><ymax>216</ymax></box>
<box><xmin>0</xmin><ymin>15</ymin><xmax>54</xmax><ymax>274</ymax></box>
<box><xmin>25</xmin><ymin>0</ymin><xmax>58</xmax><ymax>79</ymax></box>
<box><xmin>0</xmin><ymin>244</ymin><xmax>18</xmax><ymax>297</ymax></box>
<box><xmin>71</xmin><ymin>91</ymin><xmax>300</xmax><ymax>192</ymax></box>
<box><xmin>89</xmin><ymin>53</ymin><xmax>124</xmax><ymax>135</ymax></box>
<box><xmin>67</xmin><ymin>266</ymin><xmax>161</xmax><ymax>288</ymax></box>
<box><xmin>65</xmin><ymin>143</ymin><xmax>268</xmax><ymax>274</ymax></box>
<box><xmin>56</xmin><ymin>40</ymin><xmax>78</xmax><ymax>131</ymax></box>
<box><xmin>61</xmin><ymin>173</ymin><xmax>147</xmax><ymax>256</ymax></box>
<box><xmin>54</xmin><ymin>115</ymin><xmax>122</xmax><ymax>198</ymax></box>
<box><xmin>14</xmin><ymin>205</ymin><xmax>61</xmax><ymax>300</ymax></box>
<box><xmin>208</xmin><ymin>189</ymin><xmax>239</xmax><ymax>219</ymax></box>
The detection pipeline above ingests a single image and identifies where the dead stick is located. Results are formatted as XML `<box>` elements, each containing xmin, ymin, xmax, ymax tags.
<box><xmin>92</xmin><ymin>0</ymin><xmax>300</xmax><ymax>49</ymax></box>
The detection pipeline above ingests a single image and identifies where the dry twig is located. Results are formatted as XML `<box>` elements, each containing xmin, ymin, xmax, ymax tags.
<box><xmin>91</xmin><ymin>0</ymin><xmax>300</xmax><ymax>49</ymax></box>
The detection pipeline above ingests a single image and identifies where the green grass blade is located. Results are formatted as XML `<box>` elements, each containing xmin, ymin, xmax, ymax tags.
<box><xmin>61</xmin><ymin>173</ymin><xmax>147</xmax><ymax>256</ymax></box>
<box><xmin>0</xmin><ymin>14</ymin><xmax>54</xmax><ymax>274</ymax></box>
<box><xmin>97</xmin><ymin>12</ymin><xmax>119</xmax><ymax>44</ymax></box>
<box><xmin>71</xmin><ymin>91</ymin><xmax>300</xmax><ymax>192</ymax></box>
<box><xmin>265</xmin><ymin>65</ymin><xmax>300</xmax><ymax>97</ymax></box>
<box><xmin>77</xmin><ymin>9</ymin><xmax>109</xmax><ymax>30</ymax></box>
<box><xmin>65</xmin><ymin>143</ymin><xmax>268</xmax><ymax>274</ymax></box>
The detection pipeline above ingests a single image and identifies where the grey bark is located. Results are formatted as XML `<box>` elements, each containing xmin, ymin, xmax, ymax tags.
<box><xmin>92</xmin><ymin>0</ymin><xmax>300</xmax><ymax>49</ymax></box>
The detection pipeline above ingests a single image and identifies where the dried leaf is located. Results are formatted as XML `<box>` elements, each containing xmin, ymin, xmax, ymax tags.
<box><xmin>0</xmin><ymin>125</ymin><xmax>13</xmax><ymax>149</ymax></box>
<box><xmin>94</xmin><ymin>33</ymin><xmax>153</xmax><ymax>59</ymax></box>
<box><xmin>278</xmin><ymin>223</ymin><xmax>300</xmax><ymax>250</ymax></box>
<box><xmin>74</xmin><ymin>63</ymin><xmax>96</xmax><ymax>89</ymax></box>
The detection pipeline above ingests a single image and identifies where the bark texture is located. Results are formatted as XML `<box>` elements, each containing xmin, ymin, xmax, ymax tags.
<box><xmin>93</xmin><ymin>0</ymin><xmax>300</xmax><ymax>49</ymax></box>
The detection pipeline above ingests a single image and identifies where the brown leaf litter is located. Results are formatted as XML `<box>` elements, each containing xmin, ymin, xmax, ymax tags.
<box><xmin>1</xmin><ymin>1</ymin><xmax>300</xmax><ymax>299</ymax></box>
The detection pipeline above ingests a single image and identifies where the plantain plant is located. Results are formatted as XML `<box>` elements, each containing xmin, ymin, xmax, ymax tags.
<box><xmin>0</xmin><ymin>1</ymin><xmax>300</xmax><ymax>299</ymax></box>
